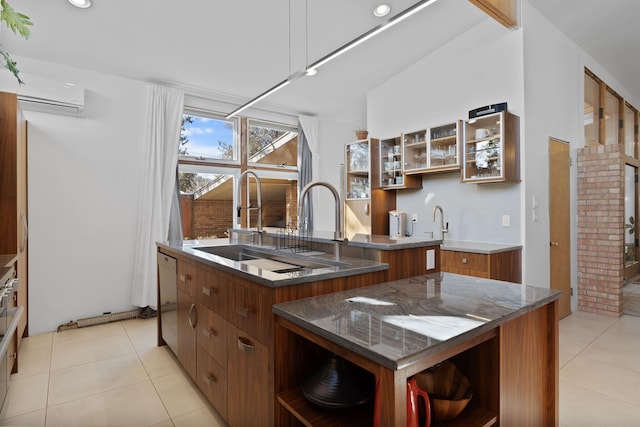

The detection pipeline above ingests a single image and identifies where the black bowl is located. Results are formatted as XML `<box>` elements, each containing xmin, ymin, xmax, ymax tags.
<box><xmin>301</xmin><ymin>354</ymin><xmax>375</xmax><ymax>410</ymax></box>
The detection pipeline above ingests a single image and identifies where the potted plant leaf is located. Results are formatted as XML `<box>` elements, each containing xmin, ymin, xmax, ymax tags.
<box><xmin>0</xmin><ymin>0</ymin><xmax>33</xmax><ymax>84</ymax></box>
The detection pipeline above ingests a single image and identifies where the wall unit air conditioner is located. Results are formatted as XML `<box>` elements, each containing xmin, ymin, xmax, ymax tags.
<box><xmin>13</xmin><ymin>73</ymin><xmax>85</xmax><ymax>117</ymax></box>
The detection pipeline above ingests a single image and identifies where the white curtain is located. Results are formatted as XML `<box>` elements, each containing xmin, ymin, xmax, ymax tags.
<box><xmin>131</xmin><ymin>84</ymin><xmax>184</xmax><ymax>308</ymax></box>
<box><xmin>298</xmin><ymin>115</ymin><xmax>318</xmax><ymax>231</ymax></box>
<box><xmin>298</xmin><ymin>115</ymin><xmax>319</xmax><ymax>181</ymax></box>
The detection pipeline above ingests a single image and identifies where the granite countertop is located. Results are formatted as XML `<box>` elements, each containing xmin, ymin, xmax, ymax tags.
<box><xmin>273</xmin><ymin>272</ymin><xmax>560</xmax><ymax>370</ymax></box>
<box><xmin>440</xmin><ymin>240</ymin><xmax>522</xmax><ymax>254</ymax></box>
<box><xmin>157</xmin><ymin>239</ymin><xmax>388</xmax><ymax>288</ymax></box>
<box><xmin>347</xmin><ymin>234</ymin><xmax>442</xmax><ymax>250</ymax></box>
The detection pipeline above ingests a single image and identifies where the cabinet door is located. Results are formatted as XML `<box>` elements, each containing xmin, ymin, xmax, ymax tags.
<box><xmin>196</xmin><ymin>345</ymin><xmax>228</xmax><ymax>420</ymax></box>
<box><xmin>229</xmin><ymin>279</ymin><xmax>270</xmax><ymax>345</ymax></box>
<box><xmin>177</xmin><ymin>289</ymin><xmax>197</xmax><ymax>381</ymax></box>
<box><xmin>462</xmin><ymin>112</ymin><xmax>519</xmax><ymax>183</ymax></box>
<box><xmin>197</xmin><ymin>304</ymin><xmax>227</xmax><ymax>368</ymax></box>
<box><xmin>196</xmin><ymin>267</ymin><xmax>229</xmax><ymax>319</ymax></box>
<box><xmin>177</xmin><ymin>260</ymin><xmax>196</xmax><ymax>297</ymax></box>
<box><xmin>227</xmin><ymin>324</ymin><xmax>270</xmax><ymax>427</ymax></box>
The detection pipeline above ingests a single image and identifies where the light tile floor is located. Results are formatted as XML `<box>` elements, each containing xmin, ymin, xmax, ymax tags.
<box><xmin>0</xmin><ymin>312</ymin><xmax>639</xmax><ymax>426</ymax></box>
<box><xmin>0</xmin><ymin>318</ymin><xmax>227</xmax><ymax>427</ymax></box>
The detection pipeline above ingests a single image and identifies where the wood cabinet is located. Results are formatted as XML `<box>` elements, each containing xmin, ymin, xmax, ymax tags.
<box><xmin>345</xmin><ymin>139</ymin><xmax>395</xmax><ymax>236</ymax></box>
<box><xmin>462</xmin><ymin>111</ymin><xmax>520</xmax><ymax>184</ymax></box>
<box><xmin>177</xmin><ymin>288</ymin><xmax>197</xmax><ymax>380</ymax></box>
<box><xmin>274</xmin><ymin>289</ymin><xmax>558</xmax><ymax>426</ymax></box>
<box><xmin>227</xmin><ymin>324</ymin><xmax>270</xmax><ymax>427</ymax></box>
<box><xmin>159</xmin><ymin>245</ymin><xmax>390</xmax><ymax>426</ymax></box>
<box><xmin>0</xmin><ymin>91</ymin><xmax>28</xmax><ymax>370</ymax></box>
<box><xmin>403</xmin><ymin>121</ymin><xmax>462</xmax><ymax>175</ymax></box>
<box><xmin>378</xmin><ymin>136</ymin><xmax>421</xmax><ymax>190</ymax></box>
<box><xmin>441</xmin><ymin>248</ymin><xmax>521</xmax><ymax>283</ymax></box>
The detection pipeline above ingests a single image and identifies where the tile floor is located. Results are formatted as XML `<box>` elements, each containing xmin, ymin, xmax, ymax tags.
<box><xmin>0</xmin><ymin>311</ymin><xmax>638</xmax><ymax>426</ymax></box>
<box><xmin>0</xmin><ymin>317</ymin><xmax>226</xmax><ymax>427</ymax></box>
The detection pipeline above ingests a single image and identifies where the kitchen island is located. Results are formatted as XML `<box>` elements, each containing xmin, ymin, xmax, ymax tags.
<box><xmin>157</xmin><ymin>233</ymin><xmax>441</xmax><ymax>426</ymax></box>
<box><xmin>273</xmin><ymin>272</ymin><xmax>560</xmax><ymax>426</ymax></box>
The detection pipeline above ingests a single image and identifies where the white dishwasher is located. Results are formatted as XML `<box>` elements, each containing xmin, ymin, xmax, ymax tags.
<box><xmin>157</xmin><ymin>253</ymin><xmax>177</xmax><ymax>355</ymax></box>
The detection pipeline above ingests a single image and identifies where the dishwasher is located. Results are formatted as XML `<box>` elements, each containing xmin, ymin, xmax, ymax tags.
<box><xmin>157</xmin><ymin>252</ymin><xmax>177</xmax><ymax>355</ymax></box>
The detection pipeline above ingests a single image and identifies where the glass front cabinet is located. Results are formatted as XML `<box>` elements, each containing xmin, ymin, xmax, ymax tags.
<box><xmin>378</xmin><ymin>137</ymin><xmax>422</xmax><ymax>190</ymax></box>
<box><xmin>402</xmin><ymin>121</ymin><xmax>462</xmax><ymax>175</ymax></box>
<box><xmin>345</xmin><ymin>140</ymin><xmax>370</xmax><ymax>200</ymax></box>
<box><xmin>462</xmin><ymin>111</ymin><xmax>520</xmax><ymax>183</ymax></box>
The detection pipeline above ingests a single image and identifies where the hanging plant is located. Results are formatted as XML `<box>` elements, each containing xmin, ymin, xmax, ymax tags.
<box><xmin>0</xmin><ymin>0</ymin><xmax>33</xmax><ymax>84</ymax></box>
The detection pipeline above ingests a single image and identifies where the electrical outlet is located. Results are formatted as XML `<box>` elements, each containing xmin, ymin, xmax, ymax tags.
<box><xmin>412</xmin><ymin>213</ymin><xmax>418</xmax><ymax>222</ymax></box>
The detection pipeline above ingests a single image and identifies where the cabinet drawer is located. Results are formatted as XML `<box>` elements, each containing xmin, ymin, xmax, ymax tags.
<box><xmin>196</xmin><ymin>346</ymin><xmax>228</xmax><ymax>421</ymax></box>
<box><xmin>177</xmin><ymin>261</ymin><xmax>197</xmax><ymax>297</ymax></box>
<box><xmin>196</xmin><ymin>267</ymin><xmax>229</xmax><ymax>319</ymax></box>
<box><xmin>230</xmin><ymin>280</ymin><xmax>271</xmax><ymax>345</ymax></box>
<box><xmin>197</xmin><ymin>304</ymin><xmax>227</xmax><ymax>368</ymax></box>
<box><xmin>441</xmin><ymin>250</ymin><xmax>489</xmax><ymax>276</ymax></box>
<box><xmin>227</xmin><ymin>325</ymin><xmax>270</xmax><ymax>427</ymax></box>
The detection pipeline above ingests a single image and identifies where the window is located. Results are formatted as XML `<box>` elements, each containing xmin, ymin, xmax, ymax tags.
<box><xmin>247</xmin><ymin>119</ymin><xmax>298</xmax><ymax>169</ymax></box>
<box><xmin>604</xmin><ymin>88</ymin><xmax>622</xmax><ymax>145</ymax></box>
<box><xmin>584</xmin><ymin>71</ymin><xmax>601</xmax><ymax>146</ymax></box>
<box><xmin>624</xmin><ymin>103</ymin><xmax>638</xmax><ymax>158</ymax></box>
<box><xmin>177</xmin><ymin>109</ymin><xmax>299</xmax><ymax>239</ymax></box>
<box><xmin>180</xmin><ymin>110</ymin><xmax>237</xmax><ymax>163</ymax></box>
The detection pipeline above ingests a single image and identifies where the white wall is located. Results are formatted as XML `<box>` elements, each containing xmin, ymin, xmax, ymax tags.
<box><xmin>0</xmin><ymin>57</ymin><xmax>149</xmax><ymax>334</ymax></box>
<box><xmin>366</xmin><ymin>19</ymin><xmax>525</xmax><ymax>243</ymax></box>
<box><xmin>521</xmin><ymin>0</ymin><xmax>640</xmax><ymax>302</ymax></box>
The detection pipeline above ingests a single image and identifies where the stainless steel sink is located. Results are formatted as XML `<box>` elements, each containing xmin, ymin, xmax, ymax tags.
<box><xmin>194</xmin><ymin>245</ymin><xmax>334</xmax><ymax>273</ymax></box>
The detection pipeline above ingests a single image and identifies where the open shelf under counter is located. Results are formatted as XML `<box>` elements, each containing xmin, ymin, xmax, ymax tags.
<box><xmin>273</xmin><ymin>272</ymin><xmax>560</xmax><ymax>426</ymax></box>
<box><xmin>277</xmin><ymin>388</ymin><xmax>373</xmax><ymax>427</ymax></box>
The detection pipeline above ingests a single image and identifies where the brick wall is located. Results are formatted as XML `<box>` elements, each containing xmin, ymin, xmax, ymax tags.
<box><xmin>190</xmin><ymin>199</ymin><xmax>234</xmax><ymax>239</ymax></box>
<box><xmin>577</xmin><ymin>144</ymin><xmax>624</xmax><ymax>317</ymax></box>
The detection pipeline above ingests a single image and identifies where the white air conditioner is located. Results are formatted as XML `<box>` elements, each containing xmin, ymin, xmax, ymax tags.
<box><xmin>11</xmin><ymin>73</ymin><xmax>85</xmax><ymax>117</ymax></box>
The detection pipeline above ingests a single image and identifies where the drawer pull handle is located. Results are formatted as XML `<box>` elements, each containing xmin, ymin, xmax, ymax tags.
<box><xmin>188</xmin><ymin>303</ymin><xmax>197</xmax><ymax>329</ymax></box>
<box><xmin>236</xmin><ymin>305</ymin><xmax>250</xmax><ymax>318</ymax></box>
<box><xmin>238</xmin><ymin>337</ymin><xmax>255</xmax><ymax>355</ymax></box>
<box><xmin>202</xmin><ymin>286</ymin><xmax>217</xmax><ymax>297</ymax></box>
<box><xmin>202</xmin><ymin>327</ymin><xmax>217</xmax><ymax>339</ymax></box>
<box><xmin>179</xmin><ymin>274</ymin><xmax>192</xmax><ymax>283</ymax></box>
<box><xmin>461</xmin><ymin>257</ymin><xmax>468</xmax><ymax>264</ymax></box>
<box><xmin>203</xmin><ymin>373</ymin><xmax>217</xmax><ymax>386</ymax></box>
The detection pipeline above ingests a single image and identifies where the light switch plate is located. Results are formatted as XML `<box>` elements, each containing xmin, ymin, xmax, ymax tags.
<box><xmin>502</xmin><ymin>214</ymin><xmax>510</xmax><ymax>227</ymax></box>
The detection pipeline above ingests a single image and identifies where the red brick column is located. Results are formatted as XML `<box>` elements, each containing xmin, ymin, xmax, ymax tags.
<box><xmin>576</xmin><ymin>144</ymin><xmax>624</xmax><ymax>317</ymax></box>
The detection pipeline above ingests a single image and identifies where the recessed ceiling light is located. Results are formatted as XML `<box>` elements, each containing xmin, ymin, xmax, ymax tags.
<box><xmin>374</xmin><ymin>4</ymin><xmax>391</xmax><ymax>17</ymax></box>
<box><xmin>68</xmin><ymin>0</ymin><xmax>92</xmax><ymax>8</ymax></box>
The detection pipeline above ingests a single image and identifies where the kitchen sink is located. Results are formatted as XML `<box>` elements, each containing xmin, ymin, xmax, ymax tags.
<box><xmin>194</xmin><ymin>245</ymin><xmax>335</xmax><ymax>273</ymax></box>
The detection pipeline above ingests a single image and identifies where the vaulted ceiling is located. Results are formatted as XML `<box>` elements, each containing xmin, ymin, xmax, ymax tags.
<box><xmin>1</xmin><ymin>0</ymin><xmax>638</xmax><ymax>125</ymax></box>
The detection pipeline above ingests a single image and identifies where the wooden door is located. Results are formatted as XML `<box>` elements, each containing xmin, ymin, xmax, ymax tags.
<box><xmin>549</xmin><ymin>138</ymin><xmax>571</xmax><ymax>318</ymax></box>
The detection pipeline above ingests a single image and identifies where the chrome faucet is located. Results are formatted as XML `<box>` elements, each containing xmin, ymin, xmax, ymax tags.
<box><xmin>298</xmin><ymin>181</ymin><xmax>345</xmax><ymax>260</ymax></box>
<box><xmin>433</xmin><ymin>205</ymin><xmax>448</xmax><ymax>239</ymax></box>
<box><xmin>238</xmin><ymin>171</ymin><xmax>263</xmax><ymax>242</ymax></box>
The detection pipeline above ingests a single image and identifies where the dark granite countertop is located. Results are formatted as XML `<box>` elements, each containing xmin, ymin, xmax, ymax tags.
<box><xmin>157</xmin><ymin>239</ymin><xmax>388</xmax><ymax>288</ymax></box>
<box><xmin>347</xmin><ymin>234</ymin><xmax>442</xmax><ymax>250</ymax></box>
<box><xmin>273</xmin><ymin>272</ymin><xmax>560</xmax><ymax>370</ymax></box>
<box><xmin>440</xmin><ymin>240</ymin><xmax>522</xmax><ymax>254</ymax></box>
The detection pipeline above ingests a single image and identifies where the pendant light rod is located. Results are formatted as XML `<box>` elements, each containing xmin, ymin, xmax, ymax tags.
<box><xmin>225</xmin><ymin>0</ymin><xmax>439</xmax><ymax>118</ymax></box>
<box><xmin>225</xmin><ymin>79</ymin><xmax>292</xmax><ymax>119</ymax></box>
<box><xmin>306</xmin><ymin>0</ymin><xmax>439</xmax><ymax>74</ymax></box>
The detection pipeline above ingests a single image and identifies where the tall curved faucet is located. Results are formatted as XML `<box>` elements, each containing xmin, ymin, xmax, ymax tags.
<box><xmin>433</xmin><ymin>205</ymin><xmax>448</xmax><ymax>239</ymax></box>
<box><xmin>298</xmin><ymin>181</ymin><xmax>343</xmax><ymax>241</ymax></box>
<box><xmin>238</xmin><ymin>170</ymin><xmax>262</xmax><ymax>233</ymax></box>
